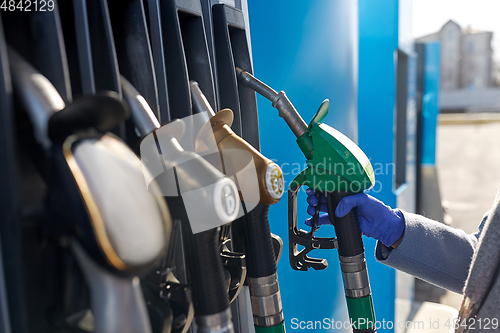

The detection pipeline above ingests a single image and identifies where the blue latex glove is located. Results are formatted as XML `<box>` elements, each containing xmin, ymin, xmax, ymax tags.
<box><xmin>305</xmin><ymin>188</ymin><xmax>405</xmax><ymax>247</ymax></box>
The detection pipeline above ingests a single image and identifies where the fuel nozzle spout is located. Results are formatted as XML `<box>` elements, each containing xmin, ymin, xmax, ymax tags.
<box><xmin>235</xmin><ymin>68</ymin><xmax>308</xmax><ymax>139</ymax></box>
<box><xmin>190</xmin><ymin>81</ymin><xmax>284</xmax><ymax>206</ymax></box>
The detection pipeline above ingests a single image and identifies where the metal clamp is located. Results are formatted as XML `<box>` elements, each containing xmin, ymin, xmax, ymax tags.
<box><xmin>271</xmin><ymin>233</ymin><xmax>283</xmax><ymax>264</ymax></box>
<box><xmin>288</xmin><ymin>185</ymin><xmax>338</xmax><ymax>271</ymax></box>
<box><xmin>220</xmin><ymin>239</ymin><xmax>247</xmax><ymax>304</ymax></box>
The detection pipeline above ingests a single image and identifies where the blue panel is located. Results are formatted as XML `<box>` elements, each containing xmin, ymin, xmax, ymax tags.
<box><xmin>358</xmin><ymin>0</ymin><xmax>398</xmax><ymax>207</ymax></box>
<box><xmin>249</xmin><ymin>0</ymin><xmax>400</xmax><ymax>331</ymax></box>
<box><xmin>249</xmin><ymin>1</ymin><xmax>358</xmax><ymax>332</ymax></box>
<box><xmin>358</xmin><ymin>0</ymin><xmax>401</xmax><ymax>331</ymax></box>
<box><xmin>421</xmin><ymin>42</ymin><xmax>441</xmax><ymax>166</ymax></box>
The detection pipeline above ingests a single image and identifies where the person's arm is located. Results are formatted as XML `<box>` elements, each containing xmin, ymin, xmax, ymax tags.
<box><xmin>376</xmin><ymin>211</ymin><xmax>484</xmax><ymax>294</ymax></box>
<box><xmin>389</xmin><ymin>232</ymin><xmax>404</xmax><ymax>249</ymax></box>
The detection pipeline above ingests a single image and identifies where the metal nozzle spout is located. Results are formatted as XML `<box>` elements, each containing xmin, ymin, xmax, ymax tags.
<box><xmin>121</xmin><ymin>76</ymin><xmax>160</xmax><ymax>137</ymax></box>
<box><xmin>235</xmin><ymin>68</ymin><xmax>308</xmax><ymax>138</ymax></box>
<box><xmin>192</xmin><ymin>83</ymin><xmax>284</xmax><ymax>205</ymax></box>
<box><xmin>190</xmin><ymin>81</ymin><xmax>216</xmax><ymax>118</ymax></box>
<box><xmin>235</xmin><ymin>67</ymin><xmax>278</xmax><ymax>102</ymax></box>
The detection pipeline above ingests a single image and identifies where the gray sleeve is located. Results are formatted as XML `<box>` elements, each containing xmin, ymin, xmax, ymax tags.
<box><xmin>375</xmin><ymin>211</ymin><xmax>487</xmax><ymax>294</ymax></box>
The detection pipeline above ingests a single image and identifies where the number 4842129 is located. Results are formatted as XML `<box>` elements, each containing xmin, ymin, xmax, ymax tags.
<box><xmin>445</xmin><ymin>317</ymin><xmax>499</xmax><ymax>330</ymax></box>
<box><xmin>0</xmin><ymin>0</ymin><xmax>54</xmax><ymax>11</ymax></box>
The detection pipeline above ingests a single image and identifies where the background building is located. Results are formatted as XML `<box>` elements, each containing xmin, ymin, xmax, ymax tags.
<box><xmin>417</xmin><ymin>20</ymin><xmax>494</xmax><ymax>91</ymax></box>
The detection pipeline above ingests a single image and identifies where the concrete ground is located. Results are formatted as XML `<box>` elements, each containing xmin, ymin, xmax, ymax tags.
<box><xmin>435</xmin><ymin>118</ymin><xmax>500</xmax><ymax>309</ymax></box>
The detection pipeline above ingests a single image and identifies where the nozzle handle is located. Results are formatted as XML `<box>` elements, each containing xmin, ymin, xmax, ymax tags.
<box><xmin>71</xmin><ymin>241</ymin><xmax>152</xmax><ymax>333</ymax></box>
<box><xmin>235</xmin><ymin>68</ymin><xmax>308</xmax><ymax>138</ymax></box>
<box><xmin>242</xmin><ymin>204</ymin><xmax>277</xmax><ymax>278</ymax></box>
<box><xmin>325</xmin><ymin>192</ymin><xmax>364</xmax><ymax>257</ymax></box>
<box><xmin>183</xmin><ymin>226</ymin><xmax>230</xmax><ymax>315</ymax></box>
<box><xmin>325</xmin><ymin>192</ymin><xmax>376</xmax><ymax>332</ymax></box>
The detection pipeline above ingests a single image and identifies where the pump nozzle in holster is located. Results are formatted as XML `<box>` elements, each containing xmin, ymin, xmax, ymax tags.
<box><xmin>190</xmin><ymin>81</ymin><xmax>286</xmax><ymax>332</ymax></box>
<box><xmin>123</xmin><ymin>76</ymin><xmax>243</xmax><ymax>333</ymax></box>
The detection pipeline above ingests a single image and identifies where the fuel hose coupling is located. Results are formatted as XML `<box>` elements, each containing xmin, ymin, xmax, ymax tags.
<box><xmin>339</xmin><ymin>253</ymin><xmax>376</xmax><ymax>332</ymax></box>
<box><xmin>247</xmin><ymin>273</ymin><xmax>284</xmax><ymax>328</ymax></box>
<box><xmin>340</xmin><ymin>253</ymin><xmax>370</xmax><ymax>298</ymax></box>
<box><xmin>195</xmin><ymin>308</ymin><xmax>234</xmax><ymax>333</ymax></box>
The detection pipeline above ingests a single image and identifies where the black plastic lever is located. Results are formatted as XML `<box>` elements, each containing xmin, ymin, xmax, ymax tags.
<box><xmin>159</xmin><ymin>0</ymin><xmax>216</xmax><ymax>121</ymax></box>
<box><xmin>58</xmin><ymin>0</ymin><xmax>121</xmax><ymax>97</ymax></box>
<box><xmin>288</xmin><ymin>185</ymin><xmax>338</xmax><ymax>271</ymax></box>
<box><xmin>108</xmin><ymin>0</ymin><xmax>159</xmax><ymax>119</ymax></box>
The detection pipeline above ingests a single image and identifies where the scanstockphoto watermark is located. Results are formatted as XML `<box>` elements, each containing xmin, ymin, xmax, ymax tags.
<box><xmin>290</xmin><ymin>317</ymin><xmax>405</xmax><ymax>330</ymax></box>
<box><xmin>289</xmin><ymin>317</ymin><xmax>500</xmax><ymax>331</ymax></box>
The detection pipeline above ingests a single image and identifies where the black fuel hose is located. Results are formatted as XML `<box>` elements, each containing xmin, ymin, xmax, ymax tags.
<box><xmin>242</xmin><ymin>204</ymin><xmax>276</xmax><ymax>278</ymax></box>
<box><xmin>185</xmin><ymin>227</ymin><xmax>229</xmax><ymax>315</ymax></box>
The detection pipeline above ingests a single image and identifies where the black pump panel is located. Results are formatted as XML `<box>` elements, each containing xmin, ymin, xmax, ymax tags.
<box><xmin>159</xmin><ymin>0</ymin><xmax>216</xmax><ymax>121</ymax></box>
<box><xmin>108</xmin><ymin>0</ymin><xmax>159</xmax><ymax>119</ymax></box>
<box><xmin>0</xmin><ymin>14</ymin><xmax>28</xmax><ymax>333</ymax></box>
<box><xmin>212</xmin><ymin>4</ymin><xmax>259</xmax><ymax>151</ymax></box>
<box><xmin>58</xmin><ymin>0</ymin><xmax>121</xmax><ymax>98</ymax></box>
<box><xmin>143</xmin><ymin>0</ymin><xmax>171</xmax><ymax>123</ymax></box>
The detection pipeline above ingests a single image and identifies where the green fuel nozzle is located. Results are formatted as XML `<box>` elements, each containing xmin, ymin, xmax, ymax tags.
<box><xmin>236</xmin><ymin>69</ymin><xmax>378</xmax><ymax>332</ymax></box>
<box><xmin>235</xmin><ymin>68</ymin><xmax>374</xmax><ymax>194</ymax></box>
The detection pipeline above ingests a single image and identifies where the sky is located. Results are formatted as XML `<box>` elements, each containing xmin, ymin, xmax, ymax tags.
<box><xmin>413</xmin><ymin>0</ymin><xmax>500</xmax><ymax>60</ymax></box>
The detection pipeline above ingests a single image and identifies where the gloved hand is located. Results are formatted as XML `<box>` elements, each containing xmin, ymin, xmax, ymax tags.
<box><xmin>305</xmin><ymin>188</ymin><xmax>405</xmax><ymax>247</ymax></box>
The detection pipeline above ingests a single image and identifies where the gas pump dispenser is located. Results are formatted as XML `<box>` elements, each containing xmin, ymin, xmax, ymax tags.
<box><xmin>236</xmin><ymin>69</ymin><xmax>377</xmax><ymax>333</ymax></box>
